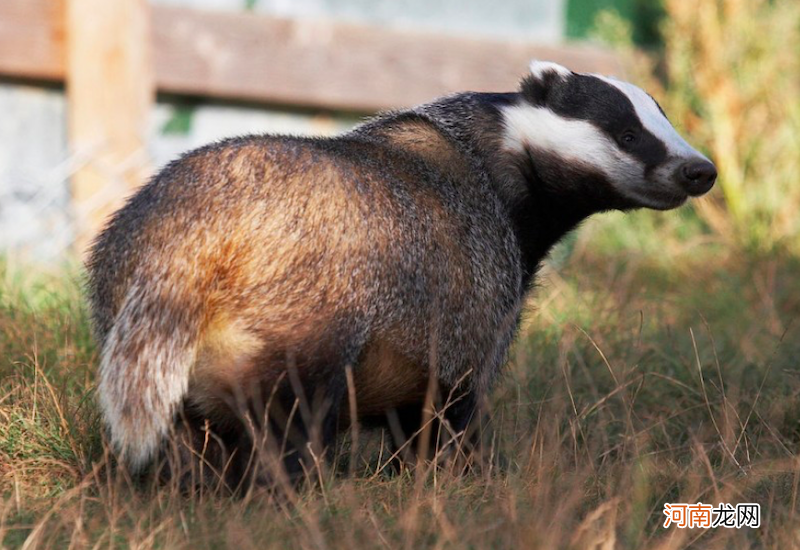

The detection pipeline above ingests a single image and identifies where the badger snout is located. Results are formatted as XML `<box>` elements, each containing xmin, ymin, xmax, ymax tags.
<box><xmin>676</xmin><ymin>159</ymin><xmax>717</xmax><ymax>196</ymax></box>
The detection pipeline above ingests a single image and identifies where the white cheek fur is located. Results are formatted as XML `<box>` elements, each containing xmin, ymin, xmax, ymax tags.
<box><xmin>500</xmin><ymin>103</ymin><xmax>641</xmax><ymax>182</ymax></box>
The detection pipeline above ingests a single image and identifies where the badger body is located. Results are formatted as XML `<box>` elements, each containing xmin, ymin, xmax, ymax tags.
<box><xmin>88</xmin><ymin>61</ymin><xmax>716</xmax><ymax>482</ymax></box>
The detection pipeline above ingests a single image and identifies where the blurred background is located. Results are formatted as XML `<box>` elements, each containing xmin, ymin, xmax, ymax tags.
<box><xmin>5</xmin><ymin>0</ymin><xmax>796</xmax><ymax>263</ymax></box>
<box><xmin>2</xmin><ymin>3</ymin><xmax>800</xmax><ymax>546</ymax></box>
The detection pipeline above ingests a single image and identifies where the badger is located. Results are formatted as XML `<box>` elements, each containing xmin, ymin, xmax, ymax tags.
<box><xmin>87</xmin><ymin>60</ymin><xmax>716</xmax><ymax>485</ymax></box>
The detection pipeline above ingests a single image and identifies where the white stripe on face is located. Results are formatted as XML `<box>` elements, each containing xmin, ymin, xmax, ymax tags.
<box><xmin>595</xmin><ymin>75</ymin><xmax>708</xmax><ymax>161</ymax></box>
<box><xmin>500</xmin><ymin>103</ymin><xmax>640</xmax><ymax>182</ymax></box>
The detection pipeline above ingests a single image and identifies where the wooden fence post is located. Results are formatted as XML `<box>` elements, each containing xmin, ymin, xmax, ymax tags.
<box><xmin>66</xmin><ymin>0</ymin><xmax>154</xmax><ymax>255</ymax></box>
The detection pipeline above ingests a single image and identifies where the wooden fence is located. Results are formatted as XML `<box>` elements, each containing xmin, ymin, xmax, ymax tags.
<box><xmin>0</xmin><ymin>0</ymin><xmax>623</xmax><ymax>253</ymax></box>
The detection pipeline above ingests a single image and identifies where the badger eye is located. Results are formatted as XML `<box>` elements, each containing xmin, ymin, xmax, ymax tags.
<box><xmin>621</xmin><ymin>131</ymin><xmax>639</xmax><ymax>145</ymax></box>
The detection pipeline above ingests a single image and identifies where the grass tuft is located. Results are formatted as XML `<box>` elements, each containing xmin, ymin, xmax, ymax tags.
<box><xmin>1</xmin><ymin>246</ymin><xmax>798</xmax><ymax>548</ymax></box>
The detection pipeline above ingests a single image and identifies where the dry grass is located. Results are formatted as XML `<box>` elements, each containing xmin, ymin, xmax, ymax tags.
<box><xmin>1</xmin><ymin>244</ymin><xmax>798</xmax><ymax>549</ymax></box>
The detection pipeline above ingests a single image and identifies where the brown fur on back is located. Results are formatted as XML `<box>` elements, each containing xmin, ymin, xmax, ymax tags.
<box><xmin>87</xmin><ymin>103</ymin><xmax>525</xmax><ymax>472</ymax></box>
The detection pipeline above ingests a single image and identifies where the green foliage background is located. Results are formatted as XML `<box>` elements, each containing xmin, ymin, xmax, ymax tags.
<box><xmin>567</xmin><ymin>0</ymin><xmax>665</xmax><ymax>47</ymax></box>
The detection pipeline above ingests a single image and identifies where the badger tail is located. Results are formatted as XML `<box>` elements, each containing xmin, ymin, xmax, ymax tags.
<box><xmin>97</xmin><ymin>279</ymin><xmax>203</xmax><ymax>471</ymax></box>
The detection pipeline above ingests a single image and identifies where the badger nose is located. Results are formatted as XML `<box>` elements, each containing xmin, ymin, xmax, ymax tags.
<box><xmin>677</xmin><ymin>159</ymin><xmax>717</xmax><ymax>196</ymax></box>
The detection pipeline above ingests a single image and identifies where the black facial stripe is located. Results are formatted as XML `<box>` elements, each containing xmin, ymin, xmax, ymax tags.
<box><xmin>632</xmin><ymin>127</ymin><xmax>668</xmax><ymax>175</ymax></box>
<box><xmin>521</xmin><ymin>73</ymin><xmax>667</xmax><ymax>172</ymax></box>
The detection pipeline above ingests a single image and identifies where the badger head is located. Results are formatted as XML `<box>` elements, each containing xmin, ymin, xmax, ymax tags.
<box><xmin>501</xmin><ymin>60</ymin><xmax>716</xmax><ymax>210</ymax></box>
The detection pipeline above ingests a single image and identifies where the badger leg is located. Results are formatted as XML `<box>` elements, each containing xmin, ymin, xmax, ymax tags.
<box><xmin>158</xmin><ymin>406</ymin><xmax>247</xmax><ymax>494</ymax></box>
<box><xmin>388</xmin><ymin>384</ymin><xmax>480</xmax><ymax>470</ymax></box>
<box><xmin>250</xmin><ymin>362</ymin><xmax>349</xmax><ymax>485</ymax></box>
<box><xmin>168</xmin><ymin>315</ymin><xmax>365</xmax><ymax>491</ymax></box>
<box><xmin>160</xmin><ymin>363</ymin><xmax>350</xmax><ymax>493</ymax></box>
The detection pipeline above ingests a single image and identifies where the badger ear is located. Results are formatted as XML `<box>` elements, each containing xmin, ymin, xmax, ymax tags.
<box><xmin>521</xmin><ymin>60</ymin><xmax>571</xmax><ymax>106</ymax></box>
<box><xmin>528</xmin><ymin>60</ymin><xmax>571</xmax><ymax>80</ymax></box>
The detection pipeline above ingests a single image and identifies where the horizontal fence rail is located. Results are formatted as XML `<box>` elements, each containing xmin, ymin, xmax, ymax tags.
<box><xmin>0</xmin><ymin>0</ymin><xmax>623</xmax><ymax>112</ymax></box>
